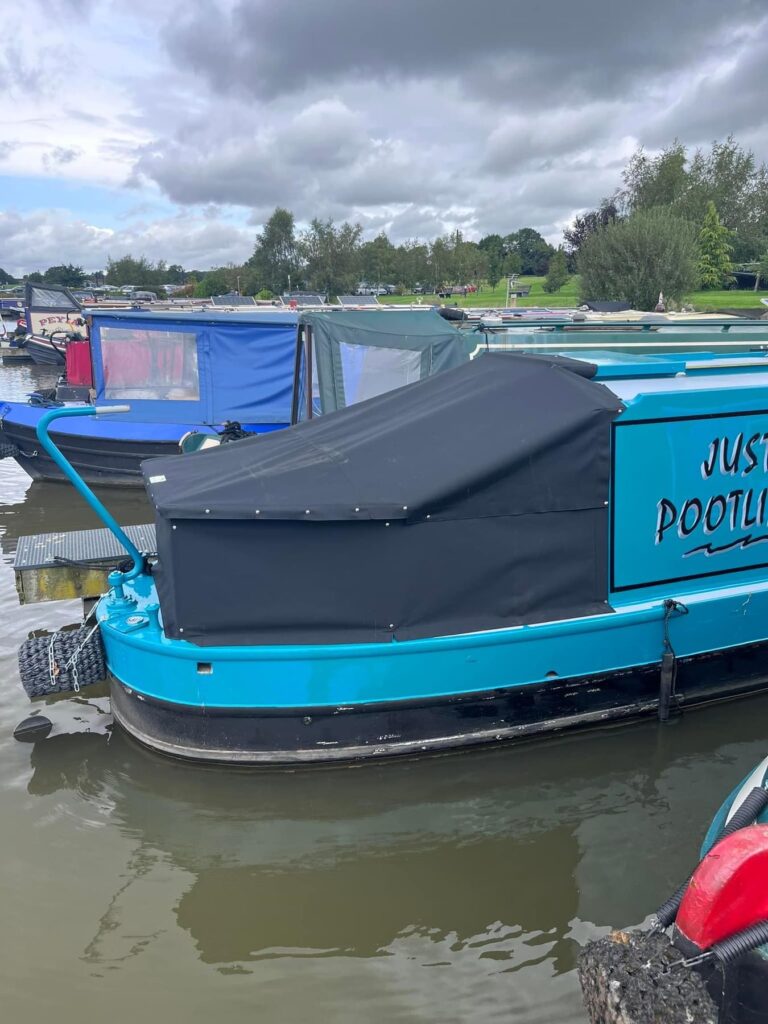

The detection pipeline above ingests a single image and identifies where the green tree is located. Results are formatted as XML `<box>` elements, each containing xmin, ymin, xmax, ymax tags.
<box><xmin>619</xmin><ymin>142</ymin><xmax>689</xmax><ymax>212</ymax></box>
<box><xmin>697</xmin><ymin>201</ymin><xmax>734</xmax><ymax>289</ymax></box>
<box><xmin>562</xmin><ymin>202</ymin><xmax>619</xmax><ymax>270</ymax></box>
<box><xmin>578</xmin><ymin>208</ymin><xmax>699</xmax><ymax>310</ymax></box>
<box><xmin>395</xmin><ymin>240</ymin><xmax>430</xmax><ymax>290</ymax></box>
<box><xmin>25</xmin><ymin>271</ymin><xmax>44</xmax><ymax>284</ymax></box>
<box><xmin>617</xmin><ymin>136</ymin><xmax>768</xmax><ymax>262</ymax></box>
<box><xmin>502</xmin><ymin>252</ymin><xmax>522</xmax><ymax>277</ymax></box>
<box><xmin>360</xmin><ymin>233</ymin><xmax>396</xmax><ymax>288</ymax></box>
<box><xmin>543</xmin><ymin>249</ymin><xmax>569</xmax><ymax>293</ymax></box>
<box><xmin>193</xmin><ymin>268</ymin><xmax>233</xmax><ymax>298</ymax></box>
<box><xmin>298</xmin><ymin>218</ymin><xmax>362</xmax><ymax>298</ymax></box>
<box><xmin>247</xmin><ymin>207</ymin><xmax>299</xmax><ymax>294</ymax></box>
<box><xmin>428</xmin><ymin>236</ymin><xmax>455</xmax><ymax>289</ymax></box>
<box><xmin>504</xmin><ymin>228</ymin><xmax>554</xmax><ymax>275</ymax></box>
<box><xmin>478</xmin><ymin>234</ymin><xmax>505</xmax><ymax>288</ymax></box>
<box><xmin>42</xmin><ymin>263</ymin><xmax>86</xmax><ymax>287</ymax></box>
<box><xmin>106</xmin><ymin>255</ymin><xmax>163</xmax><ymax>289</ymax></box>
<box><xmin>166</xmin><ymin>264</ymin><xmax>186</xmax><ymax>284</ymax></box>
<box><xmin>455</xmin><ymin>238</ymin><xmax>488</xmax><ymax>285</ymax></box>
<box><xmin>758</xmin><ymin>252</ymin><xmax>768</xmax><ymax>289</ymax></box>
<box><xmin>0</xmin><ymin>267</ymin><xmax>17</xmax><ymax>285</ymax></box>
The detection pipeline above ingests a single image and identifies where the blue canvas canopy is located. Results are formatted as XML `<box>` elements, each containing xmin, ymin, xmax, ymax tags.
<box><xmin>89</xmin><ymin>309</ymin><xmax>298</xmax><ymax>428</ymax></box>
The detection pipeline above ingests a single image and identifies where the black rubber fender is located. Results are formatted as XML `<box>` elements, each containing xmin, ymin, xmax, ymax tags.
<box><xmin>0</xmin><ymin>441</ymin><xmax>19</xmax><ymax>459</ymax></box>
<box><xmin>18</xmin><ymin>626</ymin><xmax>106</xmax><ymax>698</ymax></box>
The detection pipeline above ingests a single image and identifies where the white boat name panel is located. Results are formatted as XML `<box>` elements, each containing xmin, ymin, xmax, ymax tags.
<box><xmin>611</xmin><ymin>410</ymin><xmax>768</xmax><ymax>591</ymax></box>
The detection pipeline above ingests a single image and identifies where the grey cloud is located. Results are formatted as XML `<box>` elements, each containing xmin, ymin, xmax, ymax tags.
<box><xmin>42</xmin><ymin>146</ymin><xmax>82</xmax><ymax>169</ymax></box>
<box><xmin>8</xmin><ymin>0</ymin><xmax>768</xmax><ymax>270</ymax></box>
<box><xmin>132</xmin><ymin>99</ymin><xmax>448</xmax><ymax>214</ymax></box>
<box><xmin>645</xmin><ymin>20</ymin><xmax>768</xmax><ymax>146</ymax></box>
<box><xmin>138</xmin><ymin>0</ymin><xmax>768</xmax><ymax>243</ymax></box>
<box><xmin>164</xmin><ymin>0</ymin><xmax>766</xmax><ymax>107</ymax></box>
<box><xmin>279</xmin><ymin>100</ymin><xmax>367</xmax><ymax>169</ymax></box>
<box><xmin>482</xmin><ymin>106</ymin><xmax>621</xmax><ymax>175</ymax></box>
<box><xmin>133</xmin><ymin>136</ymin><xmax>288</xmax><ymax>206</ymax></box>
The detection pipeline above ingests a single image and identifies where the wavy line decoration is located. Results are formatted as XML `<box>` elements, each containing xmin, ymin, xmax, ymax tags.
<box><xmin>684</xmin><ymin>533</ymin><xmax>768</xmax><ymax>558</ymax></box>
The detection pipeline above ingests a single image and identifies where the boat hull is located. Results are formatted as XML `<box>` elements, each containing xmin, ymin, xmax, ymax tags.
<box><xmin>108</xmin><ymin>639</ymin><xmax>768</xmax><ymax>764</ymax></box>
<box><xmin>0</xmin><ymin>416</ymin><xmax>180</xmax><ymax>486</ymax></box>
<box><xmin>24</xmin><ymin>335</ymin><xmax>66</xmax><ymax>365</ymax></box>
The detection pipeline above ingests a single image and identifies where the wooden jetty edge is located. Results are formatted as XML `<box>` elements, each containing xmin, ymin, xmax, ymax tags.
<box><xmin>579</xmin><ymin>930</ymin><xmax>717</xmax><ymax>1023</ymax></box>
<box><xmin>14</xmin><ymin>523</ymin><xmax>156</xmax><ymax>604</ymax></box>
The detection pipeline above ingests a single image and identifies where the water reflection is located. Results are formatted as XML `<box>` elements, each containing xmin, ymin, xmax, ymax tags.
<box><xmin>0</xmin><ymin>479</ymin><xmax>151</xmax><ymax>552</ymax></box>
<box><xmin>22</xmin><ymin>701</ymin><xmax>768</xmax><ymax>984</ymax></box>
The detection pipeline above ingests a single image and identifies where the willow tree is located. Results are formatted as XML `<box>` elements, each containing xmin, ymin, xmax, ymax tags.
<box><xmin>577</xmin><ymin>208</ymin><xmax>699</xmax><ymax>310</ymax></box>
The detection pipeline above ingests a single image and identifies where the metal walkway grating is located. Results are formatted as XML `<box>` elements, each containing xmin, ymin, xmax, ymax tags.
<box><xmin>14</xmin><ymin>523</ymin><xmax>157</xmax><ymax>571</ymax></box>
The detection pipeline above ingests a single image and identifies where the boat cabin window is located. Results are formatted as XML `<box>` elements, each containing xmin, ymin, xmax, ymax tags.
<box><xmin>338</xmin><ymin>342</ymin><xmax>423</xmax><ymax>405</ymax></box>
<box><xmin>27</xmin><ymin>285</ymin><xmax>80</xmax><ymax>311</ymax></box>
<box><xmin>100</xmin><ymin>328</ymin><xmax>200</xmax><ymax>401</ymax></box>
<box><xmin>294</xmin><ymin>331</ymin><xmax>428</xmax><ymax>421</ymax></box>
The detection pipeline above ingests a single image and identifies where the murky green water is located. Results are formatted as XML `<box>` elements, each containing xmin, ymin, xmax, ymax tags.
<box><xmin>1</xmin><ymin>363</ymin><xmax>767</xmax><ymax>1023</ymax></box>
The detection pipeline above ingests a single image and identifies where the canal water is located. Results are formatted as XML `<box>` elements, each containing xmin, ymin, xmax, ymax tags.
<box><xmin>1</xmin><ymin>363</ymin><xmax>767</xmax><ymax>1023</ymax></box>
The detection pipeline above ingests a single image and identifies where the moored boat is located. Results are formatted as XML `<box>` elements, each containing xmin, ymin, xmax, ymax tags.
<box><xmin>0</xmin><ymin>307</ymin><xmax>464</xmax><ymax>486</ymax></box>
<box><xmin>17</xmin><ymin>344</ymin><xmax>768</xmax><ymax>765</ymax></box>
<box><xmin>16</xmin><ymin>282</ymin><xmax>88</xmax><ymax>365</ymax></box>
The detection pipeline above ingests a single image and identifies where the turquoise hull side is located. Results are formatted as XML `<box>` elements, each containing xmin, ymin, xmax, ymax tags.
<box><xmin>99</xmin><ymin>572</ymin><xmax>768</xmax><ymax>711</ymax></box>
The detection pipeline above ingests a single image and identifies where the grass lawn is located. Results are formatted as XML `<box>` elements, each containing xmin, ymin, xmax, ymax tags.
<box><xmin>379</xmin><ymin>277</ymin><xmax>578</xmax><ymax>308</ymax></box>
<box><xmin>379</xmin><ymin>276</ymin><xmax>768</xmax><ymax>312</ymax></box>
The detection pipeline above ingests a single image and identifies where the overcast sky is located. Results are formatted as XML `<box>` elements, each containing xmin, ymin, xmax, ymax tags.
<box><xmin>2</xmin><ymin>0</ymin><xmax>767</xmax><ymax>275</ymax></box>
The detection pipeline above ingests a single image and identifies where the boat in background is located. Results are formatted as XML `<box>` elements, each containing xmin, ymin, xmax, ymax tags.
<box><xmin>0</xmin><ymin>306</ymin><xmax>465</xmax><ymax>485</ymax></box>
<box><xmin>0</xmin><ymin>306</ymin><xmax>299</xmax><ymax>484</ymax></box>
<box><xmin>17</xmin><ymin>283</ymin><xmax>86</xmax><ymax>365</ymax></box>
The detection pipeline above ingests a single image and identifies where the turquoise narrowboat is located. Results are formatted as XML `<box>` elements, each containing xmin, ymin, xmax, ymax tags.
<box><xmin>18</xmin><ymin>344</ymin><xmax>768</xmax><ymax>763</ymax></box>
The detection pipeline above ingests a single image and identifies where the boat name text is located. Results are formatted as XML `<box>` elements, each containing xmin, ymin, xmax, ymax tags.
<box><xmin>655</xmin><ymin>430</ymin><xmax>768</xmax><ymax>557</ymax></box>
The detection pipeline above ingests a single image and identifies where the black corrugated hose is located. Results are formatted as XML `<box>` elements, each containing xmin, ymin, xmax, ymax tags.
<box><xmin>651</xmin><ymin>785</ymin><xmax>768</xmax><ymax>932</ymax></box>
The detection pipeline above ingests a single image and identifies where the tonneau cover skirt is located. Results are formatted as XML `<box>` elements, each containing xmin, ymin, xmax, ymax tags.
<box><xmin>142</xmin><ymin>354</ymin><xmax>622</xmax><ymax>646</ymax></box>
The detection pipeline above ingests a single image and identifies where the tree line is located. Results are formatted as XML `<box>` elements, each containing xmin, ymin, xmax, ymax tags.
<box><xmin>1</xmin><ymin>220</ymin><xmax>560</xmax><ymax>300</ymax></box>
<box><xmin>237</xmin><ymin>213</ymin><xmax>558</xmax><ymax>298</ymax></box>
<box><xmin>4</xmin><ymin>136</ymin><xmax>768</xmax><ymax>309</ymax></box>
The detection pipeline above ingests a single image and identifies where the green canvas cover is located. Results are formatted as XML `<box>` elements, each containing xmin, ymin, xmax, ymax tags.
<box><xmin>296</xmin><ymin>309</ymin><xmax>467</xmax><ymax>417</ymax></box>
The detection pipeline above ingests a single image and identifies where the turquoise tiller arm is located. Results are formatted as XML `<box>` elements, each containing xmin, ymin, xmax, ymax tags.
<box><xmin>35</xmin><ymin>405</ymin><xmax>144</xmax><ymax>580</ymax></box>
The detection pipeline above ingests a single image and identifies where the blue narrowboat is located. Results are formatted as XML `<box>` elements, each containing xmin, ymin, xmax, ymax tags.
<box><xmin>18</xmin><ymin>344</ymin><xmax>768</xmax><ymax>764</ymax></box>
<box><xmin>0</xmin><ymin>306</ymin><xmax>463</xmax><ymax>486</ymax></box>
<box><xmin>0</xmin><ymin>307</ymin><xmax>299</xmax><ymax>484</ymax></box>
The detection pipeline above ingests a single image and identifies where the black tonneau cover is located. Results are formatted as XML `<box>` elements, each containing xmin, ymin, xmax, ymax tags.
<box><xmin>143</xmin><ymin>354</ymin><xmax>621</xmax><ymax>646</ymax></box>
